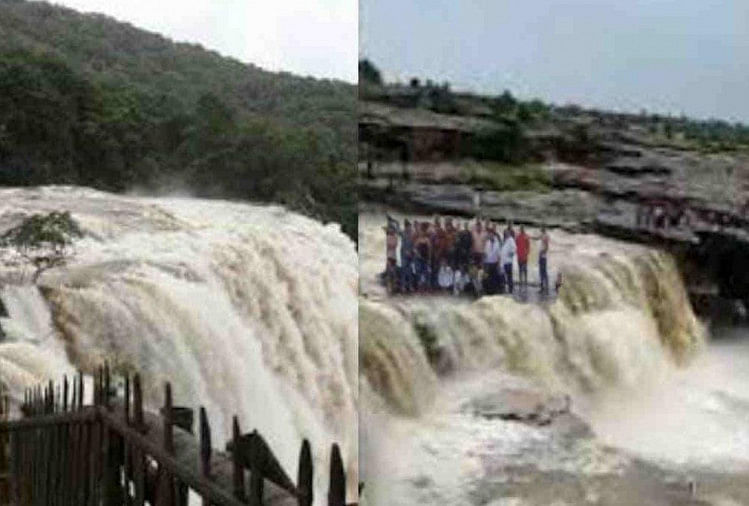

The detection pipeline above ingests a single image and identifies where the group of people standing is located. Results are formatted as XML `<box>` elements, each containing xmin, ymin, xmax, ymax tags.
<box><xmin>635</xmin><ymin>200</ymin><xmax>691</xmax><ymax>230</ymax></box>
<box><xmin>383</xmin><ymin>215</ymin><xmax>553</xmax><ymax>297</ymax></box>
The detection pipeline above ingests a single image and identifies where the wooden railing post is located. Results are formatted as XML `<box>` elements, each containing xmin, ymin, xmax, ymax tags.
<box><xmin>104</xmin><ymin>362</ymin><xmax>112</xmax><ymax>410</ymax></box>
<box><xmin>163</xmin><ymin>383</ymin><xmax>173</xmax><ymax>455</ymax></box>
<box><xmin>133</xmin><ymin>375</ymin><xmax>144</xmax><ymax>431</ymax></box>
<box><xmin>63</xmin><ymin>375</ymin><xmax>69</xmax><ymax>413</ymax></box>
<box><xmin>132</xmin><ymin>374</ymin><xmax>146</xmax><ymax>505</ymax></box>
<box><xmin>231</xmin><ymin>417</ymin><xmax>246</xmax><ymax>502</ymax></box>
<box><xmin>0</xmin><ymin>385</ymin><xmax>10</xmax><ymax>503</ymax></box>
<box><xmin>47</xmin><ymin>380</ymin><xmax>54</xmax><ymax>414</ymax></box>
<box><xmin>297</xmin><ymin>439</ymin><xmax>313</xmax><ymax>506</ymax></box>
<box><xmin>90</xmin><ymin>366</ymin><xmax>104</xmax><ymax>504</ymax></box>
<box><xmin>10</xmin><ymin>419</ymin><xmax>22</xmax><ymax>506</ymax></box>
<box><xmin>156</xmin><ymin>382</ymin><xmax>176</xmax><ymax>506</ymax></box>
<box><xmin>328</xmin><ymin>444</ymin><xmax>345</xmax><ymax>506</ymax></box>
<box><xmin>121</xmin><ymin>373</ymin><xmax>135</xmax><ymax>506</ymax></box>
<box><xmin>61</xmin><ymin>376</ymin><xmax>72</xmax><ymax>506</ymax></box>
<box><xmin>103</xmin><ymin>385</ymin><xmax>124</xmax><ymax>506</ymax></box>
<box><xmin>248</xmin><ymin>431</ymin><xmax>264</xmax><ymax>506</ymax></box>
<box><xmin>199</xmin><ymin>406</ymin><xmax>212</xmax><ymax>506</ymax></box>
<box><xmin>159</xmin><ymin>402</ymin><xmax>192</xmax><ymax>506</ymax></box>
<box><xmin>124</xmin><ymin>375</ymin><xmax>131</xmax><ymax>426</ymax></box>
<box><xmin>78</xmin><ymin>372</ymin><xmax>84</xmax><ymax>411</ymax></box>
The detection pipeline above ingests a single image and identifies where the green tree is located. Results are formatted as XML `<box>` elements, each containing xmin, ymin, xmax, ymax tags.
<box><xmin>358</xmin><ymin>59</ymin><xmax>383</xmax><ymax>85</ymax></box>
<box><xmin>1</xmin><ymin>211</ymin><xmax>83</xmax><ymax>282</ymax></box>
<box><xmin>493</xmin><ymin>90</ymin><xmax>517</xmax><ymax>115</ymax></box>
<box><xmin>664</xmin><ymin>121</ymin><xmax>674</xmax><ymax>139</ymax></box>
<box><xmin>470</xmin><ymin>119</ymin><xmax>527</xmax><ymax>164</ymax></box>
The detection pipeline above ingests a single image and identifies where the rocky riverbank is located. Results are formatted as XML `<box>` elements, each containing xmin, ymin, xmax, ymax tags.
<box><xmin>359</xmin><ymin>128</ymin><xmax>749</xmax><ymax>325</ymax></box>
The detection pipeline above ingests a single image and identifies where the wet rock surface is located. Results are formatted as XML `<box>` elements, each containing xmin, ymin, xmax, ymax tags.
<box><xmin>471</xmin><ymin>462</ymin><xmax>749</xmax><ymax>506</ymax></box>
<box><xmin>461</xmin><ymin>385</ymin><xmax>749</xmax><ymax>506</ymax></box>
<box><xmin>361</xmin><ymin>179</ymin><xmax>603</xmax><ymax>230</ymax></box>
<box><xmin>462</xmin><ymin>388</ymin><xmax>585</xmax><ymax>431</ymax></box>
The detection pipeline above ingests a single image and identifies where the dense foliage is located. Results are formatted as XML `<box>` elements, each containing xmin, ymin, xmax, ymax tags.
<box><xmin>0</xmin><ymin>1</ymin><xmax>357</xmax><ymax>239</ymax></box>
<box><xmin>469</xmin><ymin>120</ymin><xmax>529</xmax><ymax>164</ymax></box>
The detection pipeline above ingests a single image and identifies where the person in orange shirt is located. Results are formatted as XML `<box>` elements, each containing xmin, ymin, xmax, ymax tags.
<box><xmin>516</xmin><ymin>225</ymin><xmax>530</xmax><ymax>291</ymax></box>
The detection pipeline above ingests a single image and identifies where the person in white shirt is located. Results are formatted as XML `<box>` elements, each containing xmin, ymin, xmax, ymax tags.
<box><xmin>500</xmin><ymin>229</ymin><xmax>517</xmax><ymax>294</ymax></box>
<box><xmin>483</xmin><ymin>232</ymin><xmax>501</xmax><ymax>294</ymax></box>
<box><xmin>437</xmin><ymin>258</ymin><xmax>454</xmax><ymax>293</ymax></box>
<box><xmin>453</xmin><ymin>268</ymin><xmax>466</xmax><ymax>295</ymax></box>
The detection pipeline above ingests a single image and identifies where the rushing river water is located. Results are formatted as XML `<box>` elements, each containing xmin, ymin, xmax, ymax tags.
<box><xmin>360</xmin><ymin>210</ymin><xmax>749</xmax><ymax>506</ymax></box>
<box><xmin>0</xmin><ymin>186</ymin><xmax>359</xmax><ymax>504</ymax></box>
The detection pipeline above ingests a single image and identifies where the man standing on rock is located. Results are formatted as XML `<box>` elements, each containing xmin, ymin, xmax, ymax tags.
<box><xmin>537</xmin><ymin>226</ymin><xmax>550</xmax><ymax>294</ymax></box>
<box><xmin>506</xmin><ymin>220</ymin><xmax>516</xmax><ymax>239</ymax></box>
<box><xmin>471</xmin><ymin>219</ymin><xmax>486</xmax><ymax>268</ymax></box>
<box><xmin>384</xmin><ymin>223</ymin><xmax>399</xmax><ymax>293</ymax></box>
<box><xmin>414</xmin><ymin>222</ymin><xmax>432</xmax><ymax>292</ymax></box>
<box><xmin>431</xmin><ymin>216</ymin><xmax>448</xmax><ymax>290</ymax></box>
<box><xmin>501</xmin><ymin>229</ymin><xmax>517</xmax><ymax>294</ymax></box>
<box><xmin>456</xmin><ymin>221</ymin><xmax>473</xmax><ymax>273</ymax></box>
<box><xmin>516</xmin><ymin>225</ymin><xmax>530</xmax><ymax>291</ymax></box>
<box><xmin>399</xmin><ymin>220</ymin><xmax>415</xmax><ymax>293</ymax></box>
<box><xmin>483</xmin><ymin>230</ymin><xmax>501</xmax><ymax>294</ymax></box>
<box><xmin>444</xmin><ymin>217</ymin><xmax>457</xmax><ymax>269</ymax></box>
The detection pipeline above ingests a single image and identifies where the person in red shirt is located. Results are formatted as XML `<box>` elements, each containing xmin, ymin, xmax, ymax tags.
<box><xmin>516</xmin><ymin>225</ymin><xmax>530</xmax><ymax>291</ymax></box>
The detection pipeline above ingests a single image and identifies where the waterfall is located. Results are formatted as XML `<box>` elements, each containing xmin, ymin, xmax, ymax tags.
<box><xmin>0</xmin><ymin>186</ymin><xmax>358</xmax><ymax>504</ymax></box>
<box><xmin>358</xmin><ymin>212</ymin><xmax>748</xmax><ymax>506</ymax></box>
<box><xmin>360</xmin><ymin>215</ymin><xmax>706</xmax><ymax>416</ymax></box>
<box><xmin>359</xmin><ymin>300</ymin><xmax>438</xmax><ymax>416</ymax></box>
<box><xmin>0</xmin><ymin>284</ymin><xmax>77</xmax><ymax>405</ymax></box>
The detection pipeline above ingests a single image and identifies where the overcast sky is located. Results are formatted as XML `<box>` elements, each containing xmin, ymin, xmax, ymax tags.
<box><xmin>50</xmin><ymin>0</ymin><xmax>357</xmax><ymax>82</ymax></box>
<box><xmin>361</xmin><ymin>0</ymin><xmax>749</xmax><ymax>122</ymax></box>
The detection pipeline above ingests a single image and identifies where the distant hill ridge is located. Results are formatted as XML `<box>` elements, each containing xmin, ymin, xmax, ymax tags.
<box><xmin>0</xmin><ymin>0</ymin><xmax>356</xmax><ymax>238</ymax></box>
<box><xmin>0</xmin><ymin>0</ymin><xmax>355</xmax><ymax>131</ymax></box>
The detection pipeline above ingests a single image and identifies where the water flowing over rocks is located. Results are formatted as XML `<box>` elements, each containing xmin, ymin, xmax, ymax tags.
<box><xmin>359</xmin><ymin>211</ymin><xmax>749</xmax><ymax>506</ymax></box>
<box><xmin>0</xmin><ymin>186</ymin><xmax>359</xmax><ymax>504</ymax></box>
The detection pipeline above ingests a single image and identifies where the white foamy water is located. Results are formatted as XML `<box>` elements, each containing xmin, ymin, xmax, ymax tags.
<box><xmin>361</xmin><ymin>372</ymin><xmax>632</xmax><ymax>506</ymax></box>
<box><xmin>584</xmin><ymin>333</ymin><xmax>749</xmax><ymax>472</ymax></box>
<box><xmin>360</xmin><ymin>211</ymin><xmax>749</xmax><ymax>505</ymax></box>
<box><xmin>0</xmin><ymin>285</ymin><xmax>77</xmax><ymax>401</ymax></box>
<box><xmin>0</xmin><ymin>186</ymin><xmax>358</xmax><ymax>504</ymax></box>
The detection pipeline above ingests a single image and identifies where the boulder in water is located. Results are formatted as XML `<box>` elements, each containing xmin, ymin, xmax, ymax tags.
<box><xmin>464</xmin><ymin>388</ymin><xmax>575</xmax><ymax>428</ymax></box>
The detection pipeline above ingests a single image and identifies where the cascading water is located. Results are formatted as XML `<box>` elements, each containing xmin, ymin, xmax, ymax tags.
<box><xmin>0</xmin><ymin>186</ymin><xmax>358</xmax><ymax>504</ymax></box>
<box><xmin>0</xmin><ymin>284</ymin><xmax>78</xmax><ymax>399</ymax></box>
<box><xmin>360</xmin><ymin>211</ymin><xmax>749</xmax><ymax>506</ymax></box>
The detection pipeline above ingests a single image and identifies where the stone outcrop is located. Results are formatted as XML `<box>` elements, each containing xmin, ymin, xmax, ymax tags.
<box><xmin>463</xmin><ymin>388</ymin><xmax>590</xmax><ymax>434</ymax></box>
<box><xmin>359</xmin><ymin>102</ymin><xmax>749</xmax><ymax>313</ymax></box>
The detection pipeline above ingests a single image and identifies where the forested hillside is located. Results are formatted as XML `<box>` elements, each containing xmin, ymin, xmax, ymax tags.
<box><xmin>0</xmin><ymin>0</ymin><xmax>356</xmax><ymax>238</ymax></box>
